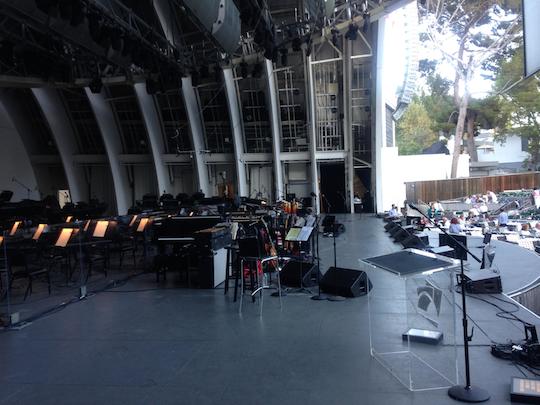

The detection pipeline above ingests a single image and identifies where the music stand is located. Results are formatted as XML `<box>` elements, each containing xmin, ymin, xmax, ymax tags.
<box><xmin>410</xmin><ymin>204</ymin><xmax>489</xmax><ymax>402</ymax></box>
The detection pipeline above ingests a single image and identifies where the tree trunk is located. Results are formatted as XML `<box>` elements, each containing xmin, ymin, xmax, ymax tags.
<box><xmin>466</xmin><ymin>116</ymin><xmax>478</xmax><ymax>162</ymax></box>
<box><xmin>451</xmin><ymin>95</ymin><xmax>469</xmax><ymax>178</ymax></box>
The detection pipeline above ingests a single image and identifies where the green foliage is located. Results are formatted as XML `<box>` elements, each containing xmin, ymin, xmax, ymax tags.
<box><xmin>396</xmin><ymin>98</ymin><xmax>438</xmax><ymax>155</ymax></box>
<box><xmin>493</xmin><ymin>46</ymin><xmax>540</xmax><ymax>169</ymax></box>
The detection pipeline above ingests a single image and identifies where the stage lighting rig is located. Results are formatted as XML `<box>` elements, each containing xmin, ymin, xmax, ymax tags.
<box><xmin>240</xmin><ymin>60</ymin><xmax>248</xmax><ymax>78</ymax></box>
<box><xmin>345</xmin><ymin>23</ymin><xmax>358</xmax><ymax>40</ymax></box>
<box><xmin>252</xmin><ymin>61</ymin><xmax>263</xmax><ymax>78</ymax></box>
<box><xmin>89</xmin><ymin>75</ymin><xmax>103</xmax><ymax>93</ymax></box>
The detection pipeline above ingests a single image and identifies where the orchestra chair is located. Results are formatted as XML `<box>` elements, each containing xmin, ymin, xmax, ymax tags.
<box><xmin>2</xmin><ymin>246</ymin><xmax>52</xmax><ymax>300</ymax></box>
<box><xmin>223</xmin><ymin>243</ymin><xmax>240</xmax><ymax>300</ymax></box>
<box><xmin>237</xmin><ymin>236</ymin><xmax>282</xmax><ymax>315</ymax></box>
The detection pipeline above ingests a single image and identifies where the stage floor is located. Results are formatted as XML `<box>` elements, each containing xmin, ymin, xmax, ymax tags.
<box><xmin>0</xmin><ymin>214</ymin><xmax>539</xmax><ymax>404</ymax></box>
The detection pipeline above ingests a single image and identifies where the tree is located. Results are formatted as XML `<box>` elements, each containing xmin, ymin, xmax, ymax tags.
<box><xmin>420</xmin><ymin>0</ymin><xmax>521</xmax><ymax>177</ymax></box>
<box><xmin>494</xmin><ymin>47</ymin><xmax>540</xmax><ymax>170</ymax></box>
<box><xmin>396</xmin><ymin>98</ymin><xmax>438</xmax><ymax>155</ymax></box>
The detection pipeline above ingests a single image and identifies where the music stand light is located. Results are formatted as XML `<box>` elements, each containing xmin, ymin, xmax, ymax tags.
<box><xmin>32</xmin><ymin>224</ymin><xmax>47</xmax><ymax>240</ymax></box>
<box><xmin>9</xmin><ymin>221</ymin><xmax>21</xmax><ymax>236</ymax></box>
<box><xmin>136</xmin><ymin>218</ymin><xmax>150</xmax><ymax>233</ymax></box>
<box><xmin>93</xmin><ymin>220</ymin><xmax>109</xmax><ymax>238</ymax></box>
<box><xmin>55</xmin><ymin>228</ymin><xmax>74</xmax><ymax>247</ymax></box>
<box><xmin>129</xmin><ymin>214</ymin><xmax>138</xmax><ymax>227</ymax></box>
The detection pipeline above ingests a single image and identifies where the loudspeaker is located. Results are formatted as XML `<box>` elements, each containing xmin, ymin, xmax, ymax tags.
<box><xmin>280</xmin><ymin>260</ymin><xmax>317</xmax><ymax>287</ymax></box>
<box><xmin>320</xmin><ymin>267</ymin><xmax>372</xmax><ymax>297</ymax></box>
<box><xmin>401</xmin><ymin>234</ymin><xmax>426</xmax><ymax>249</ymax></box>
<box><xmin>384</xmin><ymin>221</ymin><xmax>400</xmax><ymax>232</ymax></box>
<box><xmin>393</xmin><ymin>227</ymin><xmax>411</xmax><ymax>242</ymax></box>
<box><xmin>463</xmin><ymin>271</ymin><xmax>502</xmax><ymax>294</ymax></box>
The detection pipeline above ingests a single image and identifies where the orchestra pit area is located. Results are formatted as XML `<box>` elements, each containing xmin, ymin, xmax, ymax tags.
<box><xmin>1</xmin><ymin>191</ymin><xmax>540</xmax><ymax>405</ymax></box>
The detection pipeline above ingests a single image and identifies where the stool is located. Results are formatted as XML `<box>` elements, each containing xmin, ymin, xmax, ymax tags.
<box><xmin>239</xmin><ymin>255</ymin><xmax>282</xmax><ymax>316</ymax></box>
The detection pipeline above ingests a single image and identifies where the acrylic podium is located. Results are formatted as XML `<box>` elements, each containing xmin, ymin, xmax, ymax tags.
<box><xmin>360</xmin><ymin>248</ymin><xmax>460</xmax><ymax>391</ymax></box>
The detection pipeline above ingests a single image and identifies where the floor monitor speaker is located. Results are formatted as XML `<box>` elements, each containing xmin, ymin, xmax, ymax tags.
<box><xmin>320</xmin><ymin>267</ymin><xmax>372</xmax><ymax>297</ymax></box>
<box><xmin>280</xmin><ymin>260</ymin><xmax>317</xmax><ymax>287</ymax></box>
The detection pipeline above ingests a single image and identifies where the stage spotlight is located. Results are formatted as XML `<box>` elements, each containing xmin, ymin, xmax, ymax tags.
<box><xmin>240</xmin><ymin>61</ymin><xmax>248</xmax><ymax>79</ymax></box>
<box><xmin>87</xmin><ymin>12</ymin><xmax>102</xmax><ymax>43</ymax></box>
<box><xmin>345</xmin><ymin>23</ymin><xmax>358</xmax><ymax>41</ymax></box>
<box><xmin>35</xmin><ymin>0</ymin><xmax>58</xmax><ymax>16</ymax></box>
<box><xmin>58</xmin><ymin>0</ymin><xmax>72</xmax><ymax>21</ymax></box>
<box><xmin>213</xmin><ymin>64</ymin><xmax>221</xmax><ymax>82</ymax></box>
<box><xmin>191</xmin><ymin>70</ymin><xmax>200</xmax><ymax>87</ymax></box>
<box><xmin>292</xmin><ymin>37</ymin><xmax>302</xmax><ymax>52</ymax></box>
<box><xmin>279</xmin><ymin>48</ymin><xmax>288</xmax><ymax>66</ymax></box>
<box><xmin>199</xmin><ymin>64</ymin><xmax>209</xmax><ymax>78</ymax></box>
<box><xmin>362</xmin><ymin>13</ymin><xmax>370</xmax><ymax>33</ymax></box>
<box><xmin>331</xmin><ymin>28</ymin><xmax>339</xmax><ymax>47</ymax></box>
<box><xmin>70</xmin><ymin>0</ymin><xmax>84</xmax><ymax>26</ymax></box>
<box><xmin>252</xmin><ymin>62</ymin><xmax>263</xmax><ymax>78</ymax></box>
<box><xmin>89</xmin><ymin>75</ymin><xmax>103</xmax><ymax>94</ymax></box>
<box><xmin>111</xmin><ymin>29</ymin><xmax>123</xmax><ymax>52</ymax></box>
<box><xmin>145</xmin><ymin>76</ymin><xmax>159</xmax><ymax>94</ymax></box>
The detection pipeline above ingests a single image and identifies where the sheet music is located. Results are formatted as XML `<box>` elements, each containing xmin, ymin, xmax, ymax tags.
<box><xmin>285</xmin><ymin>227</ymin><xmax>301</xmax><ymax>241</ymax></box>
<box><xmin>297</xmin><ymin>226</ymin><xmax>314</xmax><ymax>242</ymax></box>
<box><xmin>305</xmin><ymin>216</ymin><xmax>316</xmax><ymax>227</ymax></box>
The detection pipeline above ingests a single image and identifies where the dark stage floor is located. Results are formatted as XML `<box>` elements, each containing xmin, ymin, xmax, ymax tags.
<box><xmin>1</xmin><ymin>214</ymin><xmax>539</xmax><ymax>404</ymax></box>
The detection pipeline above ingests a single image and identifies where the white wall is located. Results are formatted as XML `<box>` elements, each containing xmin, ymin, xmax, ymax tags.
<box><xmin>378</xmin><ymin>152</ymin><xmax>470</xmax><ymax>211</ymax></box>
<box><xmin>0</xmin><ymin>103</ymin><xmax>40</xmax><ymax>201</ymax></box>
<box><xmin>477</xmin><ymin>135</ymin><xmax>529</xmax><ymax>164</ymax></box>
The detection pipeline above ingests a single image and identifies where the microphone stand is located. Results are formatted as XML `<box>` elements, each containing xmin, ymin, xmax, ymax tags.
<box><xmin>409</xmin><ymin>204</ymin><xmax>489</xmax><ymax>403</ymax></box>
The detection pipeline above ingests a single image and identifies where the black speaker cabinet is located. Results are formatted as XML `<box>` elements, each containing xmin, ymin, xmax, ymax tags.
<box><xmin>320</xmin><ymin>267</ymin><xmax>372</xmax><ymax>297</ymax></box>
<box><xmin>393</xmin><ymin>227</ymin><xmax>411</xmax><ymax>242</ymax></box>
<box><xmin>280</xmin><ymin>260</ymin><xmax>317</xmax><ymax>287</ymax></box>
<box><xmin>464</xmin><ymin>270</ymin><xmax>502</xmax><ymax>294</ymax></box>
<box><xmin>401</xmin><ymin>234</ymin><xmax>426</xmax><ymax>249</ymax></box>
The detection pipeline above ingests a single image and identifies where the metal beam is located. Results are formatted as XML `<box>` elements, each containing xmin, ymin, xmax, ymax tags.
<box><xmin>32</xmin><ymin>87</ymin><xmax>86</xmax><ymax>203</ymax></box>
<box><xmin>223</xmin><ymin>67</ymin><xmax>248</xmax><ymax>197</ymax></box>
<box><xmin>181</xmin><ymin>76</ymin><xmax>211</xmax><ymax>196</ymax></box>
<box><xmin>265</xmin><ymin>59</ymin><xmax>284</xmax><ymax>201</ymax></box>
<box><xmin>85</xmin><ymin>88</ymin><xmax>131</xmax><ymax>214</ymax></box>
<box><xmin>133</xmin><ymin>83</ymin><xmax>170</xmax><ymax>195</ymax></box>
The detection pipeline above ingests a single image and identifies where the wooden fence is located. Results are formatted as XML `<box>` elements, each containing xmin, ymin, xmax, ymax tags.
<box><xmin>405</xmin><ymin>172</ymin><xmax>540</xmax><ymax>203</ymax></box>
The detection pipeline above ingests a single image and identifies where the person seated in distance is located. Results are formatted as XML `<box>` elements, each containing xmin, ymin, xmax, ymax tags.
<box><xmin>449</xmin><ymin>217</ymin><xmax>462</xmax><ymax>234</ymax></box>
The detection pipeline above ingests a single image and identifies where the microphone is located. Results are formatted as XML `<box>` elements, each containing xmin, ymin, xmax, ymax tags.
<box><xmin>409</xmin><ymin>203</ymin><xmax>420</xmax><ymax>211</ymax></box>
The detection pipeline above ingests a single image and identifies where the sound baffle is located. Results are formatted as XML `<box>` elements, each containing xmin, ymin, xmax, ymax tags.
<box><xmin>280</xmin><ymin>260</ymin><xmax>317</xmax><ymax>288</ymax></box>
<box><xmin>320</xmin><ymin>267</ymin><xmax>372</xmax><ymax>298</ymax></box>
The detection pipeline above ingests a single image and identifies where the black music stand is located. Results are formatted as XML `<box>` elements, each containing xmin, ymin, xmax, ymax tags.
<box><xmin>410</xmin><ymin>204</ymin><xmax>489</xmax><ymax>403</ymax></box>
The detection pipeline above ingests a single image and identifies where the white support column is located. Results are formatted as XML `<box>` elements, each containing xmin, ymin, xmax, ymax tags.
<box><xmin>85</xmin><ymin>88</ymin><xmax>131</xmax><ymax>215</ymax></box>
<box><xmin>307</xmin><ymin>56</ymin><xmax>320</xmax><ymax>214</ymax></box>
<box><xmin>32</xmin><ymin>87</ymin><xmax>85</xmax><ymax>203</ymax></box>
<box><xmin>133</xmin><ymin>83</ymin><xmax>169</xmax><ymax>194</ymax></box>
<box><xmin>181</xmin><ymin>76</ymin><xmax>211</xmax><ymax>196</ymax></box>
<box><xmin>265</xmin><ymin>59</ymin><xmax>284</xmax><ymax>201</ymax></box>
<box><xmin>343</xmin><ymin>40</ymin><xmax>355</xmax><ymax>213</ymax></box>
<box><xmin>375</xmin><ymin>20</ymin><xmax>387</xmax><ymax>213</ymax></box>
<box><xmin>223</xmin><ymin>67</ymin><xmax>248</xmax><ymax>197</ymax></box>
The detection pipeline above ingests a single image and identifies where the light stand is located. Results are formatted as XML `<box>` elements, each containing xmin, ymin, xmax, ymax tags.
<box><xmin>11</xmin><ymin>177</ymin><xmax>32</xmax><ymax>200</ymax></box>
<box><xmin>409</xmin><ymin>203</ymin><xmax>489</xmax><ymax>403</ymax></box>
<box><xmin>311</xmin><ymin>216</ymin><xmax>330</xmax><ymax>300</ymax></box>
